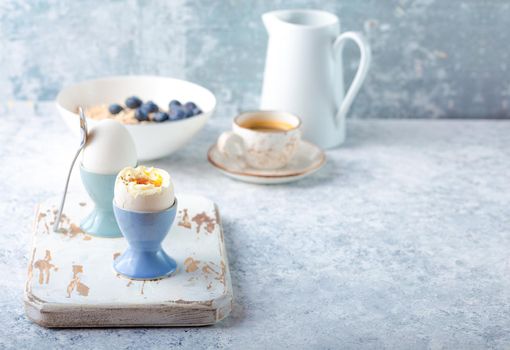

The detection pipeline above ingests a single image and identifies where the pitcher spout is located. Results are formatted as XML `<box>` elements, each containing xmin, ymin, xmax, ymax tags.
<box><xmin>262</xmin><ymin>11</ymin><xmax>279</xmax><ymax>34</ymax></box>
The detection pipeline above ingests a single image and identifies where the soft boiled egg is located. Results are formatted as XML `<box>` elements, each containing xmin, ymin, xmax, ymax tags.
<box><xmin>82</xmin><ymin>119</ymin><xmax>137</xmax><ymax>174</ymax></box>
<box><xmin>114</xmin><ymin>166</ymin><xmax>175</xmax><ymax>212</ymax></box>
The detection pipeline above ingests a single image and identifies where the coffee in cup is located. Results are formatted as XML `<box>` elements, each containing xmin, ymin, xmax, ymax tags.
<box><xmin>217</xmin><ymin>111</ymin><xmax>301</xmax><ymax>170</ymax></box>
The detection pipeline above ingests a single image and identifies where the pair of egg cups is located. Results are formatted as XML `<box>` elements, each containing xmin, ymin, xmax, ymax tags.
<box><xmin>80</xmin><ymin>166</ymin><xmax>177</xmax><ymax>280</ymax></box>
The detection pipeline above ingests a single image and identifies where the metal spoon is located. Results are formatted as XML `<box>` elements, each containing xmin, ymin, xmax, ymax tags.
<box><xmin>53</xmin><ymin>107</ymin><xmax>88</xmax><ymax>232</ymax></box>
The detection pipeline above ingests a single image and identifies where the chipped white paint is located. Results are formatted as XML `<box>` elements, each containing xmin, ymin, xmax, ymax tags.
<box><xmin>24</xmin><ymin>194</ymin><xmax>233</xmax><ymax>327</ymax></box>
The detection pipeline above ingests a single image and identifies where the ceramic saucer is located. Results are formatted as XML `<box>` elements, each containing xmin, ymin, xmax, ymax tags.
<box><xmin>207</xmin><ymin>141</ymin><xmax>326</xmax><ymax>184</ymax></box>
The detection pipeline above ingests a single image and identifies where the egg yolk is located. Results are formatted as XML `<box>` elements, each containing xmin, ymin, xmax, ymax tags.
<box><xmin>132</xmin><ymin>177</ymin><xmax>162</xmax><ymax>187</ymax></box>
<box><xmin>128</xmin><ymin>169</ymin><xmax>163</xmax><ymax>187</ymax></box>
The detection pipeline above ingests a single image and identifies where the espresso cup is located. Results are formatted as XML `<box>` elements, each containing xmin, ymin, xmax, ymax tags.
<box><xmin>217</xmin><ymin>111</ymin><xmax>301</xmax><ymax>170</ymax></box>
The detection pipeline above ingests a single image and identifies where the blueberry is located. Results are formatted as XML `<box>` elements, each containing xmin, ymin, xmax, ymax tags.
<box><xmin>169</xmin><ymin>100</ymin><xmax>181</xmax><ymax>110</ymax></box>
<box><xmin>182</xmin><ymin>102</ymin><xmax>197</xmax><ymax>118</ymax></box>
<box><xmin>125</xmin><ymin>96</ymin><xmax>142</xmax><ymax>109</ymax></box>
<box><xmin>184</xmin><ymin>101</ymin><xmax>197</xmax><ymax>110</ymax></box>
<box><xmin>135</xmin><ymin>108</ymin><xmax>149</xmax><ymax>121</ymax></box>
<box><xmin>140</xmin><ymin>101</ymin><xmax>159</xmax><ymax>114</ymax></box>
<box><xmin>108</xmin><ymin>103</ymin><xmax>123</xmax><ymax>115</ymax></box>
<box><xmin>169</xmin><ymin>107</ymin><xmax>186</xmax><ymax>121</ymax></box>
<box><xmin>192</xmin><ymin>107</ymin><xmax>202</xmax><ymax>116</ymax></box>
<box><xmin>152</xmin><ymin>111</ymin><xmax>169</xmax><ymax>122</ymax></box>
<box><xmin>183</xmin><ymin>108</ymin><xmax>194</xmax><ymax>118</ymax></box>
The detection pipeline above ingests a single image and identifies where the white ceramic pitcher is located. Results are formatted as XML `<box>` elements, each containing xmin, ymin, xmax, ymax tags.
<box><xmin>260</xmin><ymin>9</ymin><xmax>371</xmax><ymax>149</ymax></box>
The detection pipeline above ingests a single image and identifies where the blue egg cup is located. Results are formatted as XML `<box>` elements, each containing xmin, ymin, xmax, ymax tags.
<box><xmin>113</xmin><ymin>199</ymin><xmax>178</xmax><ymax>280</ymax></box>
<box><xmin>80</xmin><ymin>166</ymin><xmax>122</xmax><ymax>238</ymax></box>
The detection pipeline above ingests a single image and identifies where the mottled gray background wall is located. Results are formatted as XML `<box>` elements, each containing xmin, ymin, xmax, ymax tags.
<box><xmin>1</xmin><ymin>0</ymin><xmax>509</xmax><ymax>118</ymax></box>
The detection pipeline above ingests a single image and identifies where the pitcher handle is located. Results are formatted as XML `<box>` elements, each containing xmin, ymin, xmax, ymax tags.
<box><xmin>333</xmin><ymin>31</ymin><xmax>371</xmax><ymax>130</ymax></box>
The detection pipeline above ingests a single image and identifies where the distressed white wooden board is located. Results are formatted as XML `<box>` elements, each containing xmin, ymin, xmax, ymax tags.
<box><xmin>24</xmin><ymin>194</ymin><xmax>233</xmax><ymax>327</ymax></box>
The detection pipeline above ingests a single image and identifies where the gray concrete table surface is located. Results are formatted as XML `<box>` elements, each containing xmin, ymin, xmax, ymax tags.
<box><xmin>1</xmin><ymin>107</ymin><xmax>509</xmax><ymax>349</ymax></box>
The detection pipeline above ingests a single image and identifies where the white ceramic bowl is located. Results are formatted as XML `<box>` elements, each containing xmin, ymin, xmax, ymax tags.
<box><xmin>57</xmin><ymin>76</ymin><xmax>216</xmax><ymax>160</ymax></box>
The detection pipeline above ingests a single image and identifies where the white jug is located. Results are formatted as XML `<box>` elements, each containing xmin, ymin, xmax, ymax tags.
<box><xmin>260</xmin><ymin>9</ymin><xmax>371</xmax><ymax>149</ymax></box>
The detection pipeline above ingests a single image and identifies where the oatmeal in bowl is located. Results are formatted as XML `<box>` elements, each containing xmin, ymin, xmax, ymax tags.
<box><xmin>57</xmin><ymin>76</ymin><xmax>216</xmax><ymax>160</ymax></box>
<box><xmin>84</xmin><ymin>96</ymin><xmax>203</xmax><ymax>125</ymax></box>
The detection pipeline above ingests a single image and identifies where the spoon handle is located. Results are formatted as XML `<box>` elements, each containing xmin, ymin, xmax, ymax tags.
<box><xmin>53</xmin><ymin>147</ymin><xmax>83</xmax><ymax>232</ymax></box>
